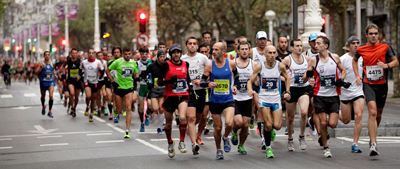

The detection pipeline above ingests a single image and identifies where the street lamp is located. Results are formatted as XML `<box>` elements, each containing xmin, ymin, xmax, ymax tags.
<box><xmin>265</xmin><ymin>10</ymin><xmax>276</xmax><ymax>43</ymax></box>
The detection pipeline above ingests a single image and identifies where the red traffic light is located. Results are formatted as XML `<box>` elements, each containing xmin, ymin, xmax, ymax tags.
<box><xmin>139</xmin><ymin>12</ymin><xmax>147</xmax><ymax>20</ymax></box>
<box><xmin>16</xmin><ymin>46</ymin><xmax>20</xmax><ymax>51</ymax></box>
<box><xmin>322</xmin><ymin>18</ymin><xmax>326</xmax><ymax>25</ymax></box>
<box><xmin>62</xmin><ymin>39</ymin><xmax>67</xmax><ymax>46</ymax></box>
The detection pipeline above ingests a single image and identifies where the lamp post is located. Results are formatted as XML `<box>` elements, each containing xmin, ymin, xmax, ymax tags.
<box><xmin>301</xmin><ymin>0</ymin><xmax>325</xmax><ymax>50</ymax></box>
<box><xmin>94</xmin><ymin>0</ymin><xmax>100</xmax><ymax>51</ymax></box>
<box><xmin>148</xmin><ymin>0</ymin><xmax>158</xmax><ymax>50</ymax></box>
<box><xmin>265</xmin><ymin>10</ymin><xmax>276</xmax><ymax>43</ymax></box>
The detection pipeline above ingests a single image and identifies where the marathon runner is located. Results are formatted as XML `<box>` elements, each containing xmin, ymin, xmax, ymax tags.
<box><xmin>62</xmin><ymin>48</ymin><xmax>82</xmax><ymax>117</ymax></box>
<box><xmin>55</xmin><ymin>55</ymin><xmax>65</xmax><ymax>99</ymax></box>
<box><xmin>108</xmin><ymin>47</ymin><xmax>122</xmax><ymax>121</ymax></box>
<box><xmin>137</xmin><ymin>46</ymin><xmax>152</xmax><ymax>132</ymax></box>
<box><xmin>96</xmin><ymin>51</ymin><xmax>109</xmax><ymax>116</ymax></box>
<box><xmin>35</xmin><ymin>51</ymin><xmax>56</xmax><ymax>118</ymax></box>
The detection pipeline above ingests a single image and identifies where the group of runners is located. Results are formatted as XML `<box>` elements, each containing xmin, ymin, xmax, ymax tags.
<box><xmin>32</xmin><ymin>23</ymin><xmax>398</xmax><ymax>160</ymax></box>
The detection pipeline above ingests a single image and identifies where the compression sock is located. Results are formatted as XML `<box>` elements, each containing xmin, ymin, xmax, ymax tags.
<box><xmin>139</xmin><ymin>112</ymin><xmax>144</xmax><ymax>124</ymax></box>
<box><xmin>165</xmin><ymin>128</ymin><xmax>173</xmax><ymax>144</ymax></box>
<box><xmin>179</xmin><ymin>123</ymin><xmax>187</xmax><ymax>142</ymax></box>
<box><xmin>49</xmin><ymin>100</ymin><xmax>53</xmax><ymax>111</ymax></box>
<box><xmin>41</xmin><ymin>98</ymin><xmax>45</xmax><ymax>108</ymax></box>
<box><xmin>264</xmin><ymin>129</ymin><xmax>272</xmax><ymax>147</ymax></box>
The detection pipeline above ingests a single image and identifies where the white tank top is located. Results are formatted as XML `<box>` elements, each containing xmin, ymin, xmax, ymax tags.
<box><xmin>314</xmin><ymin>54</ymin><xmax>340</xmax><ymax>96</ymax></box>
<box><xmin>98</xmin><ymin>60</ymin><xmax>107</xmax><ymax>81</ymax></box>
<box><xmin>258</xmin><ymin>61</ymin><xmax>281</xmax><ymax>104</ymax></box>
<box><xmin>233</xmin><ymin>58</ymin><xmax>253</xmax><ymax>101</ymax></box>
<box><xmin>252</xmin><ymin>48</ymin><xmax>266</xmax><ymax>64</ymax></box>
<box><xmin>81</xmin><ymin>59</ymin><xmax>104</xmax><ymax>84</ymax></box>
<box><xmin>306</xmin><ymin>49</ymin><xmax>319</xmax><ymax>58</ymax></box>
<box><xmin>287</xmin><ymin>54</ymin><xmax>309</xmax><ymax>87</ymax></box>
<box><xmin>340</xmin><ymin>53</ymin><xmax>364</xmax><ymax>100</ymax></box>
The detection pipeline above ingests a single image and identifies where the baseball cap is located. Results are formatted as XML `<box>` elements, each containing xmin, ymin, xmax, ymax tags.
<box><xmin>309</xmin><ymin>33</ymin><xmax>318</xmax><ymax>41</ymax></box>
<box><xmin>347</xmin><ymin>36</ymin><xmax>360</xmax><ymax>45</ymax></box>
<box><xmin>169</xmin><ymin>43</ymin><xmax>182</xmax><ymax>55</ymax></box>
<box><xmin>256</xmin><ymin>31</ymin><xmax>268</xmax><ymax>39</ymax></box>
<box><xmin>157</xmin><ymin>49</ymin><xmax>165</xmax><ymax>57</ymax></box>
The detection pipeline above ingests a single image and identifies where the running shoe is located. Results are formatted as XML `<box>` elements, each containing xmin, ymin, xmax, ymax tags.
<box><xmin>94</xmin><ymin>110</ymin><xmax>99</xmax><ymax>117</ymax></box>
<box><xmin>369</xmin><ymin>143</ymin><xmax>379</xmax><ymax>156</ymax></box>
<box><xmin>285</xmin><ymin>127</ymin><xmax>288</xmax><ymax>135</ymax></box>
<box><xmin>109</xmin><ymin>113</ymin><xmax>113</xmax><ymax>120</ymax></box>
<box><xmin>308</xmin><ymin>117</ymin><xmax>317</xmax><ymax>136</ymax></box>
<box><xmin>287</xmin><ymin>140</ymin><xmax>295</xmax><ymax>151</ymax></box>
<box><xmin>178</xmin><ymin>141</ymin><xmax>188</xmax><ymax>153</ymax></box>
<box><xmin>192</xmin><ymin>143</ymin><xmax>200</xmax><ymax>155</ymax></box>
<box><xmin>299</xmin><ymin>136</ymin><xmax>307</xmax><ymax>150</ymax></box>
<box><xmin>223</xmin><ymin>137</ymin><xmax>231</xmax><ymax>153</ymax></box>
<box><xmin>89</xmin><ymin>114</ymin><xmax>94</xmax><ymax>122</ymax></box>
<box><xmin>249</xmin><ymin>115</ymin><xmax>255</xmax><ymax>129</ymax></box>
<box><xmin>196</xmin><ymin>136</ymin><xmax>204</xmax><ymax>145</ymax></box>
<box><xmin>351</xmin><ymin>143</ymin><xmax>362</xmax><ymax>153</ymax></box>
<box><xmin>104</xmin><ymin>109</ymin><xmax>109</xmax><ymax>116</ymax></box>
<box><xmin>84</xmin><ymin>107</ymin><xmax>89</xmax><ymax>116</ymax></box>
<box><xmin>261</xmin><ymin>137</ymin><xmax>266</xmax><ymax>150</ymax></box>
<box><xmin>60</xmin><ymin>94</ymin><xmax>63</xmax><ymax>100</ymax></box>
<box><xmin>114</xmin><ymin>114</ymin><xmax>119</xmax><ymax>123</ymax></box>
<box><xmin>70</xmin><ymin>109</ymin><xmax>76</xmax><ymax>117</ymax></box>
<box><xmin>266</xmin><ymin>148</ymin><xmax>274</xmax><ymax>158</ymax></box>
<box><xmin>204</xmin><ymin>128</ymin><xmax>210</xmax><ymax>135</ymax></box>
<box><xmin>113</xmin><ymin>107</ymin><xmax>117</xmax><ymax>117</ymax></box>
<box><xmin>207</xmin><ymin>116</ymin><xmax>213</xmax><ymax>125</ymax></box>
<box><xmin>140</xmin><ymin>124</ymin><xmax>145</xmax><ymax>132</ymax></box>
<box><xmin>157</xmin><ymin>128</ymin><xmax>163</xmax><ymax>135</ymax></box>
<box><xmin>271</xmin><ymin>129</ymin><xmax>276</xmax><ymax>141</ymax></box>
<box><xmin>124</xmin><ymin>131</ymin><xmax>130</xmax><ymax>138</ymax></box>
<box><xmin>238</xmin><ymin>145</ymin><xmax>247</xmax><ymax>155</ymax></box>
<box><xmin>324</xmin><ymin>148</ymin><xmax>332</xmax><ymax>158</ymax></box>
<box><xmin>41</xmin><ymin>105</ymin><xmax>46</xmax><ymax>115</ymax></box>
<box><xmin>168</xmin><ymin>140</ymin><xmax>175</xmax><ymax>158</ymax></box>
<box><xmin>216</xmin><ymin>150</ymin><xmax>224</xmax><ymax>160</ymax></box>
<box><xmin>47</xmin><ymin>112</ymin><xmax>54</xmax><ymax>118</ymax></box>
<box><xmin>231</xmin><ymin>131</ymin><xmax>239</xmax><ymax>146</ymax></box>
<box><xmin>123</xmin><ymin>110</ymin><xmax>126</xmax><ymax>117</ymax></box>
<box><xmin>145</xmin><ymin>115</ymin><xmax>150</xmax><ymax>126</ymax></box>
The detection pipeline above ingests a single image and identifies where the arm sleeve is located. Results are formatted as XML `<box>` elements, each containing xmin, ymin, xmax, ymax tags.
<box><xmin>157</xmin><ymin>62</ymin><xmax>169</xmax><ymax>86</ymax></box>
<box><xmin>186</xmin><ymin>62</ymin><xmax>191</xmax><ymax>86</ymax></box>
<box><xmin>354</xmin><ymin>48</ymin><xmax>361</xmax><ymax>59</ymax></box>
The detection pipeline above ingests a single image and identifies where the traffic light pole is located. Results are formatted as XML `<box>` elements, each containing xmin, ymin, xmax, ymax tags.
<box><xmin>94</xmin><ymin>0</ymin><xmax>100</xmax><ymax>51</ymax></box>
<box><xmin>64</xmin><ymin>1</ymin><xmax>70</xmax><ymax>55</ymax></box>
<box><xmin>148</xmin><ymin>0</ymin><xmax>158</xmax><ymax>50</ymax></box>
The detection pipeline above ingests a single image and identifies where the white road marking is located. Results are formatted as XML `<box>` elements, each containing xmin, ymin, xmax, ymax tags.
<box><xmin>0</xmin><ymin>138</ymin><xmax>12</xmax><ymax>141</ymax></box>
<box><xmin>136</xmin><ymin>139</ymin><xmax>168</xmax><ymax>154</ymax></box>
<box><xmin>93</xmin><ymin>116</ymin><xmax>105</xmax><ymax>122</ymax></box>
<box><xmin>337</xmin><ymin>136</ymin><xmax>400</xmax><ymax>144</ymax></box>
<box><xmin>40</xmin><ymin>143</ymin><xmax>69</xmax><ymax>147</ymax></box>
<box><xmin>0</xmin><ymin>130</ymin><xmax>112</xmax><ymax>138</ymax></box>
<box><xmin>96</xmin><ymin>140</ymin><xmax>124</xmax><ymax>144</ymax></box>
<box><xmin>150</xmin><ymin>137</ymin><xmax>214</xmax><ymax>142</ymax></box>
<box><xmin>24</xmin><ymin>93</ymin><xmax>36</xmax><ymax>97</ymax></box>
<box><xmin>86</xmin><ymin>133</ymin><xmax>112</xmax><ymax>136</ymax></box>
<box><xmin>37</xmin><ymin>135</ymin><xmax>62</xmax><ymax>139</ymax></box>
<box><xmin>12</xmin><ymin>106</ymin><xmax>31</xmax><ymax>110</ymax></box>
<box><xmin>28</xmin><ymin>125</ymin><xmax>59</xmax><ymax>134</ymax></box>
<box><xmin>0</xmin><ymin>146</ymin><xmax>12</xmax><ymax>149</ymax></box>
<box><xmin>106</xmin><ymin>123</ymin><xmax>125</xmax><ymax>133</ymax></box>
<box><xmin>0</xmin><ymin>94</ymin><xmax>12</xmax><ymax>98</ymax></box>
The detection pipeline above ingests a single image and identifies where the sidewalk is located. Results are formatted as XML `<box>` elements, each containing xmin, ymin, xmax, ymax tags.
<box><xmin>386</xmin><ymin>79</ymin><xmax>400</xmax><ymax>104</ymax></box>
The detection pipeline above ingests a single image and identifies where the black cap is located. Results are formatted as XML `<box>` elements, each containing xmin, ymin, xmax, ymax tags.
<box><xmin>169</xmin><ymin>43</ymin><xmax>182</xmax><ymax>56</ymax></box>
<box><xmin>157</xmin><ymin>49</ymin><xmax>165</xmax><ymax>57</ymax></box>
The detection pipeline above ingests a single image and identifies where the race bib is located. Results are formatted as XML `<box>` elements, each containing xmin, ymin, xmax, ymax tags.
<box><xmin>237</xmin><ymin>79</ymin><xmax>248</xmax><ymax>93</ymax></box>
<box><xmin>320</xmin><ymin>74</ymin><xmax>336</xmax><ymax>89</ymax></box>
<box><xmin>70</xmin><ymin>69</ymin><xmax>79</xmax><ymax>77</ymax></box>
<box><xmin>260</xmin><ymin>78</ymin><xmax>278</xmax><ymax>93</ymax></box>
<box><xmin>213</xmin><ymin>79</ymin><xmax>230</xmax><ymax>95</ymax></box>
<box><xmin>293</xmin><ymin>71</ymin><xmax>306</xmax><ymax>87</ymax></box>
<box><xmin>121</xmin><ymin>67</ymin><xmax>133</xmax><ymax>78</ymax></box>
<box><xmin>43</xmin><ymin>71</ymin><xmax>53</xmax><ymax>81</ymax></box>
<box><xmin>172</xmin><ymin>78</ymin><xmax>187</xmax><ymax>93</ymax></box>
<box><xmin>188</xmin><ymin>66</ymin><xmax>199</xmax><ymax>78</ymax></box>
<box><xmin>87</xmin><ymin>72</ymin><xmax>97</xmax><ymax>81</ymax></box>
<box><xmin>366</xmin><ymin>65</ymin><xmax>383</xmax><ymax>81</ymax></box>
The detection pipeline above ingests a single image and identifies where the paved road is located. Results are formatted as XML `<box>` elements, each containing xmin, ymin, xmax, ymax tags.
<box><xmin>1</xmin><ymin>82</ymin><xmax>400</xmax><ymax>169</ymax></box>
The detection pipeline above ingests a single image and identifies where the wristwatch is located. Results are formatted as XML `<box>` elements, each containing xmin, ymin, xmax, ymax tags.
<box><xmin>285</xmin><ymin>91</ymin><xmax>291</xmax><ymax>95</ymax></box>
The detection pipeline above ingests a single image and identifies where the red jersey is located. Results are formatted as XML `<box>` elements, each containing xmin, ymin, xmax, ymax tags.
<box><xmin>163</xmin><ymin>60</ymin><xmax>189</xmax><ymax>97</ymax></box>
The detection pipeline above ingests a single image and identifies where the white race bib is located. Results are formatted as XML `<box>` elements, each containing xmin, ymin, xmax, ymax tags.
<box><xmin>366</xmin><ymin>65</ymin><xmax>383</xmax><ymax>81</ymax></box>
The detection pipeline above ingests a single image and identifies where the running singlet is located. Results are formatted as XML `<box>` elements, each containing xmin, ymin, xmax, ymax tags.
<box><xmin>108</xmin><ymin>58</ymin><xmax>138</xmax><ymax>89</ymax></box>
<box><xmin>80</xmin><ymin>59</ymin><xmax>104</xmax><ymax>84</ymax></box>
<box><xmin>340</xmin><ymin>53</ymin><xmax>364</xmax><ymax>101</ymax></box>
<box><xmin>287</xmin><ymin>54</ymin><xmax>309</xmax><ymax>87</ymax></box>
<box><xmin>252</xmin><ymin>48</ymin><xmax>266</xmax><ymax>64</ymax></box>
<box><xmin>137</xmin><ymin>58</ymin><xmax>152</xmax><ymax>85</ymax></box>
<box><xmin>181</xmin><ymin>53</ymin><xmax>210</xmax><ymax>90</ymax></box>
<box><xmin>98</xmin><ymin>60</ymin><xmax>107</xmax><ymax>81</ymax></box>
<box><xmin>209</xmin><ymin>59</ymin><xmax>233</xmax><ymax>104</ymax></box>
<box><xmin>306</xmin><ymin>49</ymin><xmax>319</xmax><ymax>58</ymax></box>
<box><xmin>313</xmin><ymin>54</ymin><xmax>340</xmax><ymax>96</ymax></box>
<box><xmin>355</xmin><ymin>40</ymin><xmax>396</xmax><ymax>85</ymax></box>
<box><xmin>66</xmin><ymin>57</ymin><xmax>81</xmax><ymax>79</ymax></box>
<box><xmin>163</xmin><ymin>60</ymin><xmax>189</xmax><ymax>96</ymax></box>
<box><xmin>39</xmin><ymin>62</ymin><xmax>55</xmax><ymax>87</ymax></box>
<box><xmin>258</xmin><ymin>61</ymin><xmax>281</xmax><ymax>104</ymax></box>
<box><xmin>233</xmin><ymin>58</ymin><xmax>253</xmax><ymax>101</ymax></box>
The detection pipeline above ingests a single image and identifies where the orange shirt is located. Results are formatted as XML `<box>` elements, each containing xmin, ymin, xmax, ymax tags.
<box><xmin>355</xmin><ymin>40</ymin><xmax>396</xmax><ymax>85</ymax></box>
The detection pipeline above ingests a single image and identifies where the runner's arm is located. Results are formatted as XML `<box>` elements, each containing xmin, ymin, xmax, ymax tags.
<box><xmin>303</xmin><ymin>56</ymin><xmax>316</xmax><ymax>82</ymax></box>
<box><xmin>157</xmin><ymin>62</ymin><xmax>172</xmax><ymax>86</ymax></box>
<box><xmin>333</xmin><ymin>54</ymin><xmax>346</xmax><ymax>79</ymax></box>
<box><xmin>247</xmin><ymin>63</ymin><xmax>261</xmax><ymax>96</ymax></box>
<box><xmin>280</xmin><ymin>63</ymin><xmax>291</xmax><ymax>100</ymax></box>
<box><xmin>200</xmin><ymin>62</ymin><xmax>212</xmax><ymax>88</ymax></box>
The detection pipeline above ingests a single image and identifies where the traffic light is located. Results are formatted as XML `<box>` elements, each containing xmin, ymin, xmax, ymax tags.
<box><xmin>62</xmin><ymin>39</ymin><xmax>67</xmax><ymax>46</ymax></box>
<box><xmin>101</xmin><ymin>22</ymin><xmax>109</xmax><ymax>39</ymax></box>
<box><xmin>321</xmin><ymin>17</ymin><xmax>326</xmax><ymax>33</ymax></box>
<box><xmin>139</xmin><ymin>12</ymin><xmax>147</xmax><ymax>33</ymax></box>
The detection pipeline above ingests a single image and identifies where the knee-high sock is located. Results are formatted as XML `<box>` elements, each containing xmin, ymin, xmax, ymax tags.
<box><xmin>179</xmin><ymin>123</ymin><xmax>187</xmax><ymax>142</ymax></box>
<box><xmin>158</xmin><ymin>113</ymin><xmax>164</xmax><ymax>129</ymax></box>
<box><xmin>165</xmin><ymin>128</ymin><xmax>172</xmax><ymax>144</ymax></box>
<box><xmin>49</xmin><ymin>100</ymin><xmax>53</xmax><ymax>111</ymax></box>
<box><xmin>258</xmin><ymin>122</ymin><xmax>264</xmax><ymax>137</ymax></box>
<box><xmin>41</xmin><ymin>98</ymin><xmax>45</xmax><ymax>108</ymax></box>
<box><xmin>139</xmin><ymin>112</ymin><xmax>144</xmax><ymax>124</ymax></box>
<box><xmin>108</xmin><ymin>103</ymin><xmax>113</xmax><ymax>114</ymax></box>
<box><xmin>264</xmin><ymin>129</ymin><xmax>271</xmax><ymax>147</ymax></box>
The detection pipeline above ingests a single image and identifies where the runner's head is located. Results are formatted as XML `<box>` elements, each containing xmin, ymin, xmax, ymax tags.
<box><xmin>237</xmin><ymin>41</ymin><xmax>251</xmax><ymax>60</ymax></box>
<box><xmin>60</xmin><ymin>55</ymin><xmax>66</xmax><ymax>63</ymax></box>
<box><xmin>186</xmin><ymin>37</ymin><xmax>198</xmax><ymax>55</ymax></box>
<box><xmin>202</xmin><ymin>31</ymin><xmax>212</xmax><ymax>43</ymax></box>
<box><xmin>308</xmin><ymin>33</ymin><xmax>318</xmax><ymax>51</ymax></box>
<box><xmin>233</xmin><ymin>38</ymin><xmax>239</xmax><ymax>51</ymax></box>
<box><xmin>101</xmin><ymin>46</ymin><xmax>108</xmax><ymax>56</ymax></box>
<box><xmin>365</xmin><ymin>23</ymin><xmax>379</xmax><ymax>45</ymax></box>
<box><xmin>347</xmin><ymin>36</ymin><xmax>360</xmax><ymax>54</ymax></box>
<box><xmin>199</xmin><ymin>42</ymin><xmax>210</xmax><ymax>56</ymax></box>
<box><xmin>212</xmin><ymin>42</ymin><xmax>226</xmax><ymax>59</ymax></box>
<box><xmin>88</xmin><ymin>49</ymin><xmax>96</xmax><ymax>60</ymax></box>
<box><xmin>139</xmin><ymin>46</ymin><xmax>149</xmax><ymax>60</ymax></box>
<box><xmin>122</xmin><ymin>46</ymin><xmax>132</xmax><ymax>61</ymax></box>
<box><xmin>112</xmin><ymin>46</ymin><xmax>122</xmax><ymax>59</ymax></box>
<box><xmin>315</xmin><ymin>36</ymin><xmax>329</xmax><ymax>53</ymax></box>
<box><xmin>238</xmin><ymin>36</ymin><xmax>248</xmax><ymax>43</ymax></box>
<box><xmin>266</xmin><ymin>39</ymin><xmax>272</xmax><ymax>46</ymax></box>
<box><xmin>44</xmin><ymin>51</ymin><xmax>50</xmax><ymax>61</ymax></box>
<box><xmin>96</xmin><ymin>51</ymin><xmax>103</xmax><ymax>60</ymax></box>
<box><xmin>255</xmin><ymin>31</ymin><xmax>268</xmax><ymax>49</ymax></box>
<box><xmin>278</xmin><ymin>36</ymin><xmax>288</xmax><ymax>52</ymax></box>
<box><xmin>107</xmin><ymin>53</ymin><xmax>113</xmax><ymax>61</ymax></box>
<box><xmin>70</xmin><ymin>48</ymin><xmax>79</xmax><ymax>59</ymax></box>
<box><xmin>265</xmin><ymin>46</ymin><xmax>277</xmax><ymax>63</ymax></box>
<box><xmin>156</xmin><ymin>49</ymin><xmax>166</xmax><ymax>64</ymax></box>
<box><xmin>290</xmin><ymin>39</ymin><xmax>303</xmax><ymax>55</ymax></box>
<box><xmin>158</xmin><ymin>42</ymin><xmax>167</xmax><ymax>53</ymax></box>
<box><xmin>169</xmin><ymin>43</ymin><xmax>182</xmax><ymax>63</ymax></box>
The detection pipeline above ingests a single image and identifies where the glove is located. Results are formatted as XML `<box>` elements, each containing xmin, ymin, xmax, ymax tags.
<box><xmin>335</xmin><ymin>78</ymin><xmax>344</xmax><ymax>87</ymax></box>
<box><xmin>147</xmin><ymin>83</ymin><xmax>154</xmax><ymax>90</ymax></box>
<box><xmin>188</xmin><ymin>82</ymin><xmax>194</xmax><ymax>92</ymax></box>
<box><xmin>135</xmin><ymin>77</ymin><xmax>140</xmax><ymax>83</ymax></box>
<box><xmin>306</xmin><ymin>70</ymin><xmax>314</xmax><ymax>78</ymax></box>
<box><xmin>169</xmin><ymin>75</ymin><xmax>178</xmax><ymax>84</ymax></box>
<box><xmin>112</xmin><ymin>81</ymin><xmax>119</xmax><ymax>88</ymax></box>
<box><xmin>343</xmin><ymin>82</ymin><xmax>351</xmax><ymax>89</ymax></box>
<box><xmin>61</xmin><ymin>74</ymin><xmax>66</xmax><ymax>80</ymax></box>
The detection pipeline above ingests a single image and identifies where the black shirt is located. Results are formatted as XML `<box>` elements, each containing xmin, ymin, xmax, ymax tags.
<box><xmin>277</xmin><ymin>50</ymin><xmax>291</xmax><ymax>62</ymax></box>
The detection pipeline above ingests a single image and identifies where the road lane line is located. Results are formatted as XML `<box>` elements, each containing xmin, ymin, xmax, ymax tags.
<box><xmin>150</xmin><ymin>137</ymin><xmax>214</xmax><ymax>142</ymax></box>
<box><xmin>0</xmin><ymin>147</ymin><xmax>12</xmax><ymax>149</ymax></box>
<box><xmin>0</xmin><ymin>94</ymin><xmax>12</xmax><ymax>98</ymax></box>
<box><xmin>93</xmin><ymin>116</ymin><xmax>106</xmax><ymax>122</ymax></box>
<box><xmin>0</xmin><ymin>138</ymin><xmax>12</xmax><ymax>141</ymax></box>
<box><xmin>0</xmin><ymin>130</ymin><xmax>113</xmax><ymax>138</ymax></box>
<box><xmin>37</xmin><ymin>135</ymin><xmax>62</xmax><ymax>139</ymax></box>
<box><xmin>106</xmin><ymin>123</ymin><xmax>125</xmax><ymax>133</ymax></box>
<box><xmin>136</xmin><ymin>139</ymin><xmax>167</xmax><ymax>154</ymax></box>
<box><xmin>96</xmin><ymin>140</ymin><xmax>124</xmax><ymax>144</ymax></box>
<box><xmin>24</xmin><ymin>93</ymin><xmax>37</xmax><ymax>97</ymax></box>
<box><xmin>87</xmin><ymin>133</ymin><xmax>112</xmax><ymax>136</ymax></box>
<box><xmin>40</xmin><ymin>143</ymin><xmax>69</xmax><ymax>147</ymax></box>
